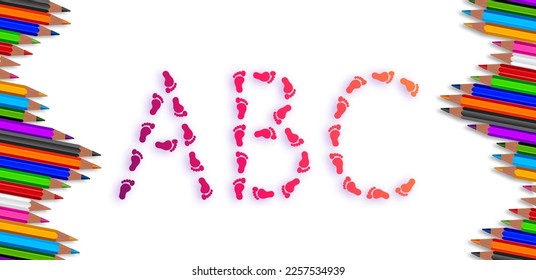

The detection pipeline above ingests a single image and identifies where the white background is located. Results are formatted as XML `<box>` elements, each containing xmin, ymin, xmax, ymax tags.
<box><xmin>1</xmin><ymin>0</ymin><xmax>535</xmax><ymax>279</ymax></box>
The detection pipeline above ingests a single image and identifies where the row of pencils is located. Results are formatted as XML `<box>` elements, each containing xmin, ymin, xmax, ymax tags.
<box><xmin>443</xmin><ymin>0</ymin><xmax>536</xmax><ymax>260</ymax></box>
<box><xmin>0</xmin><ymin>1</ymin><xmax>100</xmax><ymax>260</ymax></box>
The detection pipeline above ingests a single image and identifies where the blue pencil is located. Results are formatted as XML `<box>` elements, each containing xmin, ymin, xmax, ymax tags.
<box><xmin>484</xmin><ymin>228</ymin><xmax>536</xmax><ymax>246</ymax></box>
<box><xmin>0</xmin><ymin>93</ymin><xmax>47</xmax><ymax>111</ymax></box>
<box><xmin>0</xmin><ymin>17</ymin><xmax>57</xmax><ymax>36</ymax></box>
<box><xmin>464</xmin><ymin>9</ymin><xmax>536</xmax><ymax>32</ymax></box>
<box><xmin>0</xmin><ymin>155</ymin><xmax>88</xmax><ymax>180</ymax></box>
<box><xmin>0</xmin><ymin>231</ymin><xmax>78</xmax><ymax>255</ymax></box>
<box><xmin>493</xmin><ymin>153</ymin><xmax>536</xmax><ymax>170</ymax></box>
<box><xmin>453</xmin><ymin>83</ymin><xmax>536</xmax><ymax>107</ymax></box>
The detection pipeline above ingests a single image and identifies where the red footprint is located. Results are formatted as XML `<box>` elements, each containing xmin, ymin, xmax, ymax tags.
<box><xmin>235</xmin><ymin>98</ymin><xmax>248</xmax><ymax>120</ymax></box>
<box><xmin>189</xmin><ymin>151</ymin><xmax>204</xmax><ymax>172</ymax></box>
<box><xmin>236</xmin><ymin>151</ymin><xmax>248</xmax><ymax>174</ymax></box>
<box><xmin>150</xmin><ymin>93</ymin><xmax>164</xmax><ymax>115</ymax></box>
<box><xmin>233</xmin><ymin>178</ymin><xmax>246</xmax><ymax>200</ymax></box>
<box><xmin>139</xmin><ymin>122</ymin><xmax>155</xmax><ymax>143</ymax></box>
<box><xmin>281</xmin><ymin>77</ymin><xmax>296</xmax><ymax>100</ymax></box>
<box><xmin>129</xmin><ymin>149</ymin><xmax>143</xmax><ymax>172</ymax></box>
<box><xmin>199</xmin><ymin>177</ymin><xmax>213</xmax><ymax>200</ymax></box>
<box><xmin>366</xmin><ymin>187</ymin><xmax>390</xmax><ymax>199</ymax></box>
<box><xmin>273</xmin><ymin>104</ymin><xmax>292</xmax><ymax>125</ymax></box>
<box><xmin>172</xmin><ymin>97</ymin><xmax>188</xmax><ymax>117</ymax></box>
<box><xmin>254</xmin><ymin>127</ymin><xmax>277</xmax><ymax>140</ymax></box>
<box><xmin>253</xmin><ymin>71</ymin><xmax>276</xmax><ymax>83</ymax></box>
<box><xmin>329</xmin><ymin>153</ymin><xmax>344</xmax><ymax>174</ymax></box>
<box><xmin>252</xmin><ymin>187</ymin><xmax>274</xmax><ymax>200</ymax></box>
<box><xmin>163</xmin><ymin>70</ymin><xmax>177</xmax><ymax>93</ymax></box>
<box><xmin>395</xmin><ymin>178</ymin><xmax>415</xmax><ymax>197</ymax></box>
<box><xmin>281</xmin><ymin>178</ymin><xmax>300</xmax><ymax>198</ymax></box>
<box><xmin>371</xmin><ymin>71</ymin><xmax>394</xmax><ymax>84</ymax></box>
<box><xmin>119</xmin><ymin>179</ymin><xmax>135</xmax><ymax>200</ymax></box>
<box><xmin>297</xmin><ymin>151</ymin><xmax>310</xmax><ymax>173</ymax></box>
<box><xmin>284</xmin><ymin>128</ymin><xmax>304</xmax><ymax>147</ymax></box>
<box><xmin>343</xmin><ymin>176</ymin><xmax>361</xmax><ymax>196</ymax></box>
<box><xmin>233</xmin><ymin>71</ymin><xmax>246</xmax><ymax>93</ymax></box>
<box><xmin>182</xmin><ymin>124</ymin><xmax>196</xmax><ymax>146</ymax></box>
<box><xmin>346</xmin><ymin>76</ymin><xmax>367</xmax><ymax>94</ymax></box>
<box><xmin>328</xmin><ymin>124</ymin><xmax>341</xmax><ymax>147</ymax></box>
<box><xmin>233</xmin><ymin>125</ymin><xmax>246</xmax><ymax>147</ymax></box>
<box><xmin>334</xmin><ymin>96</ymin><xmax>349</xmax><ymax>119</ymax></box>
<box><xmin>155</xmin><ymin>139</ymin><xmax>178</xmax><ymax>152</ymax></box>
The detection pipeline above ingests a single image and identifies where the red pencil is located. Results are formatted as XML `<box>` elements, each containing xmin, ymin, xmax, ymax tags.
<box><xmin>480</xmin><ymin>64</ymin><xmax>536</xmax><ymax>83</ymax></box>
<box><xmin>509</xmin><ymin>208</ymin><xmax>536</xmax><ymax>221</ymax></box>
<box><xmin>0</xmin><ymin>180</ymin><xmax>62</xmax><ymax>200</ymax></box>
<box><xmin>0</xmin><ymin>42</ymin><xmax>30</xmax><ymax>56</ymax></box>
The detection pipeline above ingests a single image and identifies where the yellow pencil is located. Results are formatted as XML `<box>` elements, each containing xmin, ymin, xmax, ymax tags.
<box><xmin>0</xmin><ymin>80</ymin><xmax>45</xmax><ymax>97</ymax></box>
<box><xmin>465</xmin><ymin>22</ymin><xmax>536</xmax><ymax>44</ymax></box>
<box><xmin>496</xmin><ymin>166</ymin><xmax>536</xmax><ymax>181</ymax></box>
<box><xmin>0</xmin><ymin>219</ymin><xmax>76</xmax><ymax>241</ymax></box>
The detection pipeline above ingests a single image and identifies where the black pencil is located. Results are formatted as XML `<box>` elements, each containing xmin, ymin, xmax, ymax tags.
<box><xmin>0</xmin><ymin>0</ymin><xmax>69</xmax><ymax>13</ymax></box>
<box><xmin>442</xmin><ymin>107</ymin><xmax>536</xmax><ymax>133</ymax></box>
<box><xmin>471</xmin><ymin>251</ymin><xmax>533</xmax><ymax>260</ymax></box>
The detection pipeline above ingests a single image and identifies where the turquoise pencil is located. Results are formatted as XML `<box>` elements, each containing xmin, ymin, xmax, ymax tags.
<box><xmin>464</xmin><ymin>9</ymin><xmax>536</xmax><ymax>32</ymax></box>
<box><xmin>494</xmin><ymin>153</ymin><xmax>536</xmax><ymax>170</ymax></box>
<box><xmin>0</xmin><ymin>231</ymin><xmax>78</xmax><ymax>255</ymax></box>
<box><xmin>0</xmin><ymin>93</ymin><xmax>47</xmax><ymax>111</ymax></box>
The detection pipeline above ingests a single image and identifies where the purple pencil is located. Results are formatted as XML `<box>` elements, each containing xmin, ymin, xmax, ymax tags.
<box><xmin>469</xmin><ymin>124</ymin><xmax>536</xmax><ymax>145</ymax></box>
<box><xmin>504</xmin><ymin>0</ymin><xmax>536</xmax><ymax>7</ymax></box>
<box><xmin>0</xmin><ymin>118</ymin><xmax>71</xmax><ymax>140</ymax></box>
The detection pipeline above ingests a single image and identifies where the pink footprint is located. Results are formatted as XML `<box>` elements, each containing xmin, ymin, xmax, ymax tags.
<box><xmin>236</xmin><ymin>151</ymin><xmax>248</xmax><ymax>174</ymax></box>
<box><xmin>253</xmin><ymin>71</ymin><xmax>276</xmax><ymax>83</ymax></box>
<box><xmin>297</xmin><ymin>151</ymin><xmax>310</xmax><ymax>173</ymax></box>
<box><xmin>182</xmin><ymin>124</ymin><xmax>196</xmax><ymax>146</ymax></box>
<box><xmin>346</xmin><ymin>76</ymin><xmax>367</xmax><ymax>94</ymax></box>
<box><xmin>281</xmin><ymin>77</ymin><xmax>296</xmax><ymax>100</ymax></box>
<box><xmin>163</xmin><ymin>70</ymin><xmax>177</xmax><ymax>93</ymax></box>
<box><xmin>189</xmin><ymin>151</ymin><xmax>204</xmax><ymax>172</ymax></box>
<box><xmin>233</xmin><ymin>178</ymin><xmax>246</xmax><ymax>200</ymax></box>
<box><xmin>252</xmin><ymin>187</ymin><xmax>274</xmax><ymax>200</ymax></box>
<box><xmin>329</xmin><ymin>153</ymin><xmax>344</xmax><ymax>174</ymax></box>
<box><xmin>155</xmin><ymin>139</ymin><xmax>178</xmax><ymax>152</ymax></box>
<box><xmin>254</xmin><ymin>127</ymin><xmax>277</xmax><ymax>140</ymax></box>
<box><xmin>150</xmin><ymin>93</ymin><xmax>164</xmax><ymax>115</ymax></box>
<box><xmin>395</xmin><ymin>178</ymin><xmax>415</xmax><ymax>197</ymax></box>
<box><xmin>235</xmin><ymin>98</ymin><xmax>248</xmax><ymax>120</ymax></box>
<box><xmin>366</xmin><ymin>187</ymin><xmax>390</xmax><ymax>200</ymax></box>
<box><xmin>139</xmin><ymin>122</ymin><xmax>155</xmax><ymax>143</ymax></box>
<box><xmin>119</xmin><ymin>179</ymin><xmax>135</xmax><ymax>200</ymax></box>
<box><xmin>284</xmin><ymin>128</ymin><xmax>304</xmax><ymax>147</ymax></box>
<box><xmin>233</xmin><ymin>125</ymin><xmax>246</xmax><ymax>147</ymax></box>
<box><xmin>273</xmin><ymin>104</ymin><xmax>292</xmax><ymax>125</ymax></box>
<box><xmin>129</xmin><ymin>149</ymin><xmax>143</xmax><ymax>171</ymax></box>
<box><xmin>334</xmin><ymin>96</ymin><xmax>349</xmax><ymax>119</ymax></box>
<box><xmin>233</xmin><ymin>71</ymin><xmax>246</xmax><ymax>93</ymax></box>
<box><xmin>281</xmin><ymin>178</ymin><xmax>300</xmax><ymax>198</ymax></box>
<box><xmin>329</xmin><ymin>124</ymin><xmax>341</xmax><ymax>147</ymax></box>
<box><xmin>343</xmin><ymin>176</ymin><xmax>361</xmax><ymax>196</ymax></box>
<box><xmin>172</xmin><ymin>97</ymin><xmax>188</xmax><ymax>117</ymax></box>
<box><xmin>199</xmin><ymin>177</ymin><xmax>213</xmax><ymax>200</ymax></box>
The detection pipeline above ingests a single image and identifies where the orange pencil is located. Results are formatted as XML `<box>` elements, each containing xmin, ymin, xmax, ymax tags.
<box><xmin>0</xmin><ymin>4</ymin><xmax>69</xmax><ymax>25</ymax></box>
<box><xmin>441</xmin><ymin>94</ymin><xmax>536</xmax><ymax>121</ymax></box>
<box><xmin>472</xmin><ymin>238</ymin><xmax>536</xmax><ymax>258</ymax></box>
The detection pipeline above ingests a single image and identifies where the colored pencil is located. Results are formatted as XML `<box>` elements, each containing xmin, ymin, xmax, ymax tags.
<box><xmin>470</xmin><ymin>0</ymin><xmax>536</xmax><ymax>18</ymax></box>
<box><xmin>465</xmin><ymin>22</ymin><xmax>536</xmax><ymax>43</ymax></box>
<box><xmin>453</xmin><ymin>83</ymin><xmax>536</xmax><ymax>107</ymax></box>
<box><xmin>0</xmin><ymin>180</ymin><xmax>61</xmax><ymax>200</ymax></box>
<box><xmin>0</xmin><ymin>0</ymin><xmax>68</xmax><ymax>13</ymax></box>
<box><xmin>479</xmin><ymin>64</ymin><xmax>536</xmax><ymax>83</ymax></box>
<box><xmin>0</xmin><ymin>55</ymin><xmax>17</xmax><ymax>66</ymax></box>
<box><xmin>495</xmin><ymin>166</ymin><xmax>536</xmax><ymax>181</ymax></box>
<box><xmin>493</xmin><ymin>153</ymin><xmax>536</xmax><ymax>169</ymax></box>
<box><xmin>497</xmin><ymin>142</ymin><xmax>536</xmax><ymax>156</ymax></box>
<box><xmin>484</xmin><ymin>228</ymin><xmax>536</xmax><ymax>246</ymax></box>
<box><xmin>523</xmin><ymin>197</ymin><xmax>536</xmax><ymax>205</ymax></box>
<box><xmin>493</xmin><ymin>41</ymin><xmax>536</xmax><ymax>56</ymax></box>
<box><xmin>470</xmin><ymin>123</ymin><xmax>536</xmax><ymax>144</ymax></box>
<box><xmin>0</xmin><ymin>156</ymin><xmax>87</xmax><ymax>180</ymax></box>
<box><xmin>0</xmin><ymin>4</ymin><xmax>68</xmax><ymax>25</ymax></box>
<box><xmin>523</xmin><ymin>185</ymin><xmax>536</xmax><ymax>192</ymax></box>
<box><xmin>0</xmin><ymin>231</ymin><xmax>77</xmax><ymax>255</ymax></box>
<box><xmin>0</xmin><ymin>254</ymin><xmax>15</xmax><ymax>259</ymax></box>
<box><xmin>0</xmin><ymin>16</ymin><xmax>57</xmax><ymax>36</ymax></box>
<box><xmin>0</xmin><ymin>80</ymin><xmax>44</xmax><ymax>97</ymax></box>
<box><xmin>472</xmin><ymin>238</ymin><xmax>536</xmax><ymax>258</ymax></box>
<box><xmin>472</xmin><ymin>75</ymin><xmax>536</xmax><ymax>96</ymax></box>
<box><xmin>442</xmin><ymin>95</ymin><xmax>536</xmax><ymax>122</ymax></box>
<box><xmin>492</xmin><ymin>53</ymin><xmax>536</xmax><ymax>70</ymax></box>
<box><xmin>504</xmin><ymin>0</ymin><xmax>536</xmax><ymax>6</ymax></box>
<box><xmin>0</xmin><ymin>193</ymin><xmax>49</xmax><ymax>211</ymax></box>
<box><xmin>0</xmin><ymin>219</ymin><xmax>76</xmax><ymax>241</ymax></box>
<box><xmin>471</xmin><ymin>251</ymin><xmax>534</xmax><ymax>260</ymax></box>
<box><xmin>0</xmin><ymin>41</ymin><xmax>29</xmax><ymax>56</ymax></box>
<box><xmin>0</xmin><ymin>130</ymin><xmax>99</xmax><ymax>157</ymax></box>
<box><xmin>0</xmin><ymin>244</ymin><xmax>62</xmax><ymax>260</ymax></box>
<box><xmin>0</xmin><ymin>143</ymin><xmax>99</xmax><ymax>170</ymax></box>
<box><xmin>0</xmin><ymin>28</ymin><xmax>36</xmax><ymax>45</ymax></box>
<box><xmin>0</xmin><ymin>205</ymin><xmax>47</xmax><ymax>223</ymax></box>
<box><xmin>463</xmin><ymin>9</ymin><xmax>536</xmax><ymax>32</ymax></box>
<box><xmin>510</xmin><ymin>208</ymin><xmax>536</xmax><ymax>220</ymax></box>
<box><xmin>0</xmin><ymin>118</ymin><xmax>69</xmax><ymax>140</ymax></box>
<box><xmin>0</xmin><ymin>106</ymin><xmax>43</xmax><ymax>122</ymax></box>
<box><xmin>442</xmin><ymin>107</ymin><xmax>536</xmax><ymax>133</ymax></box>
<box><xmin>0</xmin><ymin>93</ymin><xmax>46</xmax><ymax>111</ymax></box>
<box><xmin>502</xmin><ymin>219</ymin><xmax>536</xmax><ymax>234</ymax></box>
<box><xmin>0</xmin><ymin>166</ymin><xmax>71</xmax><ymax>189</ymax></box>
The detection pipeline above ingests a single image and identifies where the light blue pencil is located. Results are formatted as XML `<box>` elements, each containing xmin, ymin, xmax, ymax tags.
<box><xmin>0</xmin><ymin>93</ymin><xmax>47</xmax><ymax>111</ymax></box>
<box><xmin>0</xmin><ymin>231</ymin><xmax>78</xmax><ymax>255</ymax></box>
<box><xmin>463</xmin><ymin>9</ymin><xmax>536</xmax><ymax>32</ymax></box>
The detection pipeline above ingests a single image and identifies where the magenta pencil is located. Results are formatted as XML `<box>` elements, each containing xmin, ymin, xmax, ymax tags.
<box><xmin>0</xmin><ymin>205</ymin><xmax>48</xmax><ymax>223</ymax></box>
<box><xmin>469</xmin><ymin>124</ymin><xmax>536</xmax><ymax>145</ymax></box>
<box><xmin>494</xmin><ymin>41</ymin><xmax>536</xmax><ymax>57</ymax></box>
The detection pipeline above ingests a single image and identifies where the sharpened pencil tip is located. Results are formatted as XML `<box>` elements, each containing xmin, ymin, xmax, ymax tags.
<box><xmin>31</xmin><ymin>39</ymin><xmax>40</xmax><ymax>44</ymax></box>
<box><xmin>82</xmin><ymin>175</ymin><xmax>90</xmax><ymax>180</ymax></box>
<box><xmin>9</xmin><ymin>74</ymin><xmax>17</xmax><ymax>79</ymax></box>
<box><xmin>495</xmin><ymin>167</ymin><xmax>504</xmax><ymax>172</ymax></box>
<box><xmin>23</xmin><ymin>50</ymin><xmax>32</xmax><ymax>55</ymax></box>
<box><xmin>492</xmin><ymin>154</ymin><xmax>501</xmax><ymax>160</ymax></box>
<box><xmin>92</xmin><ymin>164</ymin><xmax>101</xmax><ymax>169</ymax></box>
<box><xmin>440</xmin><ymin>95</ymin><xmax>450</xmax><ymax>100</ymax></box>
<box><xmin>51</xmin><ymin>30</ymin><xmax>60</xmax><ymax>36</ymax></box>
<box><xmin>482</xmin><ymin>228</ymin><xmax>491</xmax><ymax>234</ymax></box>
<box><xmin>66</xmin><ymin>134</ymin><xmax>74</xmax><ymax>140</ymax></box>
<box><xmin>492</xmin><ymin>41</ymin><xmax>501</xmax><ymax>46</ymax></box>
<box><xmin>471</xmin><ymin>76</ymin><xmax>480</xmax><ymax>81</ymax></box>
<box><xmin>462</xmin><ymin>10</ymin><xmax>471</xmax><ymax>15</ymax></box>
<box><xmin>71</xmin><ymin>249</ymin><xmax>79</xmax><ymax>254</ymax></box>
<box><xmin>69</xmin><ymin>236</ymin><xmax>78</xmax><ymax>241</ymax></box>
<box><xmin>497</xmin><ymin>142</ymin><xmax>506</xmax><ymax>148</ymax></box>
<box><xmin>62</xmin><ymin>183</ymin><xmax>71</xmax><ymax>189</ymax></box>
<box><xmin>54</xmin><ymin>194</ymin><xmax>63</xmax><ymax>199</ymax></box>
<box><xmin>37</xmin><ymin>91</ymin><xmax>47</xmax><ymax>97</ymax></box>
<box><xmin>464</xmin><ymin>22</ymin><xmax>474</xmax><ymax>28</ymax></box>
<box><xmin>502</xmin><ymin>220</ymin><xmax>511</xmax><ymax>226</ymax></box>
<box><xmin>92</xmin><ymin>151</ymin><xmax>101</xmax><ymax>156</ymax></box>
<box><xmin>523</xmin><ymin>185</ymin><xmax>533</xmax><ymax>191</ymax></box>
<box><xmin>471</xmin><ymin>252</ymin><xmax>480</xmax><ymax>258</ymax></box>
<box><xmin>471</xmin><ymin>239</ymin><xmax>480</xmax><ymax>245</ymax></box>
<box><xmin>451</xmin><ymin>84</ymin><xmax>461</xmax><ymax>90</ymax></box>
<box><xmin>478</xmin><ymin>64</ymin><xmax>488</xmax><ymax>70</ymax></box>
<box><xmin>509</xmin><ymin>208</ymin><xmax>519</xmax><ymax>214</ymax></box>
<box><xmin>62</xmin><ymin>7</ymin><xmax>70</xmax><ymax>12</ymax></box>
<box><xmin>469</xmin><ymin>0</ymin><xmax>475</xmax><ymax>3</ymax></box>
<box><xmin>41</xmin><ymin>218</ymin><xmax>49</xmax><ymax>223</ymax></box>
<box><xmin>62</xmin><ymin>20</ymin><xmax>71</xmax><ymax>25</ymax></box>
<box><xmin>36</xmin><ymin>116</ymin><xmax>45</xmax><ymax>121</ymax></box>
<box><xmin>441</xmin><ymin>108</ymin><xmax>450</xmax><ymax>113</ymax></box>
<box><xmin>468</xmin><ymin>124</ymin><xmax>477</xmax><ymax>130</ymax></box>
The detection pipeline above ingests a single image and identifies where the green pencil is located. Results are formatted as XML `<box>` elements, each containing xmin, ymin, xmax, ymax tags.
<box><xmin>0</xmin><ymin>28</ymin><xmax>38</xmax><ymax>45</ymax></box>
<box><xmin>502</xmin><ymin>219</ymin><xmax>536</xmax><ymax>234</ymax></box>
<box><xmin>0</xmin><ymin>167</ymin><xmax>70</xmax><ymax>189</ymax></box>
<box><xmin>498</xmin><ymin>142</ymin><xmax>536</xmax><ymax>157</ymax></box>
<box><xmin>472</xmin><ymin>75</ymin><xmax>536</xmax><ymax>97</ymax></box>
<box><xmin>0</xmin><ymin>106</ymin><xmax>43</xmax><ymax>122</ymax></box>
<box><xmin>470</xmin><ymin>0</ymin><xmax>536</xmax><ymax>18</ymax></box>
<box><xmin>0</xmin><ymin>244</ymin><xmax>62</xmax><ymax>260</ymax></box>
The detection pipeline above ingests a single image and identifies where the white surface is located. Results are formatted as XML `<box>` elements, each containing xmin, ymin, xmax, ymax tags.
<box><xmin>1</xmin><ymin>0</ymin><xmax>535</xmax><ymax>279</ymax></box>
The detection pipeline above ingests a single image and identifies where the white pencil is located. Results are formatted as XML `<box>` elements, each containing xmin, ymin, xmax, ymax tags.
<box><xmin>0</xmin><ymin>193</ymin><xmax>49</xmax><ymax>211</ymax></box>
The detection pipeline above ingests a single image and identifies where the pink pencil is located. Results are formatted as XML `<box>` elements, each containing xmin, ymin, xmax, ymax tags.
<box><xmin>0</xmin><ymin>205</ymin><xmax>48</xmax><ymax>223</ymax></box>
<box><xmin>494</xmin><ymin>41</ymin><xmax>536</xmax><ymax>57</ymax></box>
